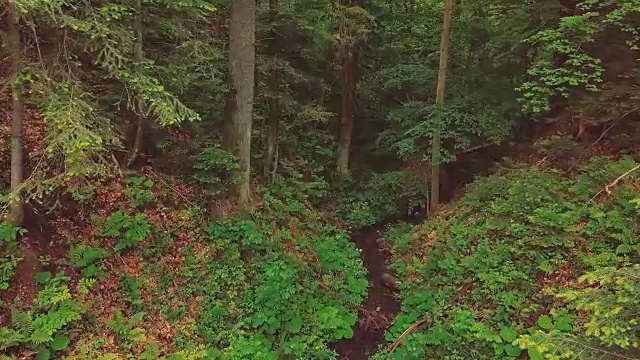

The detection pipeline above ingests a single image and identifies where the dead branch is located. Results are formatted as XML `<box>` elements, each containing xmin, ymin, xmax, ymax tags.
<box><xmin>589</xmin><ymin>164</ymin><xmax>640</xmax><ymax>203</ymax></box>
<box><xmin>387</xmin><ymin>315</ymin><xmax>432</xmax><ymax>354</ymax></box>
<box><xmin>587</xmin><ymin>109</ymin><xmax>633</xmax><ymax>150</ymax></box>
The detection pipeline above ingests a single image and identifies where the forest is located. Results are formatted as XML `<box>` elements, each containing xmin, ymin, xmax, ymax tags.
<box><xmin>1</xmin><ymin>0</ymin><xmax>640</xmax><ymax>359</ymax></box>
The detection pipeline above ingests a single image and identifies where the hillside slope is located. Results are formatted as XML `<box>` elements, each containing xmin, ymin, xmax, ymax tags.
<box><xmin>376</xmin><ymin>157</ymin><xmax>640</xmax><ymax>359</ymax></box>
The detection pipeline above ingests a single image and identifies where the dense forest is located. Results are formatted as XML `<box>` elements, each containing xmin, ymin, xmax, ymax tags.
<box><xmin>1</xmin><ymin>0</ymin><xmax>640</xmax><ymax>359</ymax></box>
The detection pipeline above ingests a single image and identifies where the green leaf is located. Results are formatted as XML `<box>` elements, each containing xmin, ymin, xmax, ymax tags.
<box><xmin>499</xmin><ymin>326</ymin><xmax>518</xmax><ymax>342</ymax></box>
<box><xmin>129</xmin><ymin>328</ymin><xmax>146</xmax><ymax>342</ymax></box>
<box><xmin>35</xmin><ymin>272</ymin><xmax>52</xmax><ymax>284</ymax></box>
<box><xmin>338</xmin><ymin>325</ymin><xmax>354</xmax><ymax>339</ymax></box>
<box><xmin>35</xmin><ymin>348</ymin><xmax>51</xmax><ymax>360</ymax></box>
<box><xmin>528</xmin><ymin>347</ymin><xmax>544</xmax><ymax>360</ymax></box>
<box><xmin>51</xmin><ymin>335</ymin><xmax>70</xmax><ymax>351</ymax></box>
<box><xmin>554</xmin><ymin>314</ymin><xmax>573</xmax><ymax>331</ymax></box>
<box><xmin>505</xmin><ymin>344</ymin><xmax>522</xmax><ymax>357</ymax></box>
<box><xmin>286</xmin><ymin>316</ymin><xmax>302</xmax><ymax>334</ymax></box>
<box><xmin>537</xmin><ymin>315</ymin><xmax>553</xmax><ymax>330</ymax></box>
<box><xmin>616</xmin><ymin>243</ymin><xmax>632</xmax><ymax>254</ymax></box>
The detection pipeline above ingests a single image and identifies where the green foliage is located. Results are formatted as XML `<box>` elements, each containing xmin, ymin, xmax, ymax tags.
<box><xmin>95</xmin><ymin>210</ymin><xmax>151</xmax><ymax>252</ymax></box>
<box><xmin>107</xmin><ymin>310</ymin><xmax>147</xmax><ymax>351</ymax></box>
<box><xmin>337</xmin><ymin>171</ymin><xmax>428</xmax><ymax>228</ymax></box>
<box><xmin>125</xmin><ymin>175</ymin><xmax>154</xmax><ymax>207</ymax></box>
<box><xmin>0</xmin><ymin>223</ymin><xmax>25</xmax><ymax>291</ymax></box>
<box><xmin>68</xmin><ymin>243</ymin><xmax>111</xmax><ymax>278</ymax></box>
<box><xmin>119</xmin><ymin>275</ymin><xmax>143</xmax><ymax>311</ymax></box>
<box><xmin>0</xmin><ymin>272</ymin><xmax>85</xmax><ymax>357</ymax></box>
<box><xmin>376</xmin><ymin>158</ymin><xmax>640</xmax><ymax>359</ymax></box>
<box><xmin>362</xmin><ymin>0</ymin><xmax>522</xmax><ymax>166</ymax></box>
<box><xmin>517</xmin><ymin>266</ymin><xmax>640</xmax><ymax>359</ymax></box>
<box><xmin>7</xmin><ymin>0</ymin><xmax>218</xmax><ymax>206</ymax></box>
<box><xmin>519</xmin><ymin>0</ymin><xmax>640</xmax><ymax>114</ymax></box>
<box><xmin>192</xmin><ymin>145</ymin><xmax>240</xmax><ymax>196</ymax></box>
<box><xmin>176</xmin><ymin>183</ymin><xmax>367</xmax><ymax>358</ymax></box>
<box><xmin>518</xmin><ymin>13</ymin><xmax>604</xmax><ymax>113</ymax></box>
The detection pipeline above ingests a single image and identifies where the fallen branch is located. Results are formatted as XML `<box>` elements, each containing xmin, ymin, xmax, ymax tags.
<box><xmin>459</xmin><ymin>141</ymin><xmax>501</xmax><ymax>156</ymax></box>
<box><xmin>387</xmin><ymin>315</ymin><xmax>432</xmax><ymax>354</ymax></box>
<box><xmin>587</xmin><ymin>109</ymin><xmax>634</xmax><ymax>150</ymax></box>
<box><xmin>589</xmin><ymin>164</ymin><xmax>640</xmax><ymax>203</ymax></box>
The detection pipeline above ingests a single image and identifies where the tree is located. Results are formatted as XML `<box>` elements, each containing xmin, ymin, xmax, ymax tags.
<box><xmin>336</xmin><ymin>1</ymin><xmax>369</xmax><ymax>176</ymax></box>
<box><xmin>263</xmin><ymin>0</ymin><xmax>280</xmax><ymax>184</ymax></box>
<box><xmin>229</xmin><ymin>0</ymin><xmax>257</xmax><ymax>205</ymax></box>
<box><xmin>126</xmin><ymin>0</ymin><xmax>147</xmax><ymax>167</ymax></box>
<box><xmin>5</xmin><ymin>2</ymin><xmax>24</xmax><ymax>226</ymax></box>
<box><xmin>430</xmin><ymin>0</ymin><xmax>455</xmax><ymax>211</ymax></box>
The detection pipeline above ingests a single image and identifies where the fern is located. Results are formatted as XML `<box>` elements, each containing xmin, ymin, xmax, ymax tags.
<box><xmin>96</xmin><ymin>211</ymin><xmax>151</xmax><ymax>252</ymax></box>
<box><xmin>10</xmin><ymin>308</ymin><xmax>34</xmax><ymax>335</ymax></box>
<box><xmin>107</xmin><ymin>310</ymin><xmax>147</xmax><ymax>348</ymax></box>
<box><xmin>68</xmin><ymin>244</ymin><xmax>110</xmax><ymax>269</ymax></box>
<box><xmin>0</xmin><ymin>327</ymin><xmax>25</xmax><ymax>350</ymax></box>
<box><xmin>3</xmin><ymin>273</ymin><xmax>86</xmax><ymax>353</ymax></box>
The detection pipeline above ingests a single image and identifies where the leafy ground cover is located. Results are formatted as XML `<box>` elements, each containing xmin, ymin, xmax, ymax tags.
<box><xmin>0</xmin><ymin>173</ymin><xmax>367</xmax><ymax>359</ymax></box>
<box><xmin>376</xmin><ymin>157</ymin><xmax>640</xmax><ymax>359</ymax></box>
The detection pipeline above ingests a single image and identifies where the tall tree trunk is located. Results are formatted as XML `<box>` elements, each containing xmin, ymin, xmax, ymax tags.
<box><xmin>264</xmin><ymin>0</ymin><xmax>280</xmax><ymax>183</ymax></box>
<box><xmin>336</xmin><ymin>1</ymin><xmax>361</xmax><ymax>176</ymax></box>
<box><xmin>7</xmin><ymin>4</ymin><xmax>24</xmax><ymax>226</ymax></box>
<box><xmin>336</xmin><ymin>51</ymin><xmax>356</xmax><ymax>176</ymax></box>
<box><xmin>229</xmin><ymin>0</ymin><xmax>256</xmax><ymax>206</ymax></box>
<box><xmin>127</xmin><ymin>0</ymin><xmax>146</xmax><ymax>167</ymax></box>
<box><xmin>430</xmin><ymin>0</ymin><xmax>454</xmax><ymax>212</ymax></box>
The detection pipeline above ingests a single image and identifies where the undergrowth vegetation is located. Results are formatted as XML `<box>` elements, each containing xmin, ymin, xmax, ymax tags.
<box><xmin>0</xmin><ymin>176</ymin><xmax>367</xmax><ymax>359</ymax></box>
<box><xmin>377</xmin><ymin>157</ymin><xmax>640</xmax><ymax>359</ymax></box>
<box><xmin>337</xmin><ymin>171</ymin><xmax>428</xmax><ymax>228</ymax></box>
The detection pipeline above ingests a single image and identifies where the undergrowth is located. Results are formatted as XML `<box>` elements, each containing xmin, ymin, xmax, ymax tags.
<box><xmin>337</xmin><ymin>171</ymin><xmax>428</xmax><ymax>228</ymax></box>
<box><xmin>0</xmin><ymin>174</ymin><xmax>367</xmax><ymax>359</ymax></box>
<box><xmin>375</xmin><ymin>157</ymin><xmax>640</xmax><ymax>359</ymax></box>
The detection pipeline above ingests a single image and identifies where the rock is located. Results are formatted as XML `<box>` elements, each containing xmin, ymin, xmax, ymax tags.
<box><xmin>381</xmin><ymin>272</ymin><xmax>401</xmax><ymax>291</ymax></box>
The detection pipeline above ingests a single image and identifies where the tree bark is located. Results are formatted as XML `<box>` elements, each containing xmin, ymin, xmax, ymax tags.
<box><xmin>336</xmin><ymin>1</ymin><xmax>361</xmax><ymax>176</ymax></box>
<box><xmin>229</xmin><ymin>0</ymin><xmax>256</xmax><ymax>206</ymax></box>
<box><xmin>264</xmin><ymin>0</ymin><xmax>280</xmax><ymax>183</ymax></box>
<box><xmin>126</xmin><ymin>0</ymin><xmax>146</xmax><ymax>167</ymax></box>
<box><xmin>6</xmin><ymin>4</ymin><xmax>24</xmax><ymax>226</ymax></box>
<box><xmin>337</xmin><ymin>51</ymin><xmax>357</xmax><ymax>176</ymax></box>
<box><xmin>430</xmin><ymin>0</ymin><xmax>454</xmax><ymax>212</ymax></box>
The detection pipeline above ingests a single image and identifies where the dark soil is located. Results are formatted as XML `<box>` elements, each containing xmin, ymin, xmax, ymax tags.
<box><xmin>331</xmin><ymin>224</ymin><xmax>400</xmax><ymax>359</ymax></box>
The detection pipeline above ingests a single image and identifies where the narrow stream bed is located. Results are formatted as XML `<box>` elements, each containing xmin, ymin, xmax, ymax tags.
<box><xmin>331</xmin><ymin>142</ymin><xmax>519</xmax><ymax>358</ymax></box>
<box><xmin>331</xmin><ymin>225</ymin><xmax>400</xmax><ymax>359</ymax></box>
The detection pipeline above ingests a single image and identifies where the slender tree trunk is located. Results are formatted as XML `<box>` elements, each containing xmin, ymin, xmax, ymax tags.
<box><xmin>336</xmin><ymin>1</ymin><xmax>361</xmax><ymax>176</ymax></box>
<box><xmin>430</xmin><ymin>0</ymin><xmax>454</xmax><ymax>212</ymax></box>
<box><xmin>264</xmin><ymin>0</ymin><xmax>280</xmax><ymax>183</ymax></box>
<box><xmin>229</xmin><ymin>0</ymin><xmax>256</xmax><ymax>206</ymax></box>
<box><xmin>127</xmin><ymin>0</ymin><xmax>146</xmax><ymax>167</ymax></box>
<box><xmin>7</xmin><ymin>4</ymin><xmax>24</xmax><ymax>226</ymax></box>
<box><xmin>337</xmin><ymin>52</ymin><xmax>356</xmax><ymax>175</ymax></box>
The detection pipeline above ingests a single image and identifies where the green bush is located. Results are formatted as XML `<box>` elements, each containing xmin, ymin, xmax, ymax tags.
<box><xmin>337</xmin><ymin>171</ymin><xmax>428</xmax><ymax>228</ymax></box>
<box><xmin>0</xmin><ymin>223</ymin><xmax>25</xmax><ymax>291</ymax></box>
<box><xmin>376</xmin><ymin>158</ymin><xmax>640</xmax><ymax>359</ymax></box>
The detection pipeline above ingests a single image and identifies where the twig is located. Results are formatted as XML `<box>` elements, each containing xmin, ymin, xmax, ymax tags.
<box><xmin>589</xmin><ymin>164</ymin><xmax>640</xmax><ymax>203</ymax></box>
<box><xmin>146</xmin><ymin>169</ymin><xmax>194</xmax><ymax>206</ymax></box>
<box><xmin>111</xmin><ymin>153</ymin><xmax>123</xmax><ymax>178</ymax></box>
<box><xmin>587</xmin><ymin>109</ymin><xmax>632</xmax><ymax>150</ymax></box>
<box><xmin>587</xmin><ymin>122</ymin><xmax>616</xmax><ymax>150</ymax></box>
<box><xmin>387</xmin><ymin>315</ymin><xmax>432</xmax><ymax>354</ymax></box>
<box><xmin>535</xmin><ymin>155</ymin><xmax>548</xmax><ymax>167</ymax></box>
<box><xmin>459</xmin><ymin>141</ymin><xmax>501</xmax><ymax>155</ymax></box>
<box><xmin>317</xmin><ymin>279</ymin><xmax>340</xmax><ymax>300</ymax></box>
<box><xmin>31</xmin><ymin>24</ymin><xmax>43</xmax><ymax>64</ymax></box>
